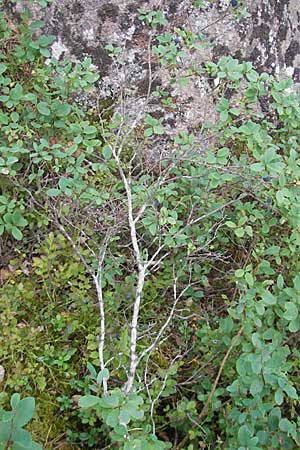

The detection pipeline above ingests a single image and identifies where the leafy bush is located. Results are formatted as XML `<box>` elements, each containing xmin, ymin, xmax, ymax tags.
<box><xmin>1</xmin><ymin>2</ymin><xmax>300</xmax><ymax>450</ymax></box>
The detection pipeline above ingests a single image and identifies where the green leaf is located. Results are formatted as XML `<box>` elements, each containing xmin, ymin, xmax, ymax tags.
<box><xmin>277</xmin><ymin>274</ymin><xmax>284</xmax><ymax>289</ymax></box>
<box><xmin>149</xmin><ymin>223</ymin><xmax>157</xmax><ymax>236</ymax></box>
<box><xmin>119</xmin><ymin>407</ymin><xmax>131</xmax><ymax>425</ymax></box>
<box><xmin>0</xmin><ymin>63</ymin><xmax>7</xmax><ymax>75</ymax></box>
<box><xmin>251</xmin><ymin>333</ymin><xmax>262</xmax><ymax>348</ymax></box>
<box><xmin>293</xmin><ymin>275</ymin><xmax>300</xmax><ymax>291</ymax></box>
<box><xmin>145</xmin><ymin>115</ymin><xmax>158</xmax><ymax>126</ymax></box>
<box><xmin>97</xmin><ymin>368</ymin><xmax>109</xmax><ymax>385</ymax></box>
<box><xmin>105</xmin><ymin>409</ymin><xmax>119</xmax><ymax>427</ymax></box>
<box><xmin>0</xmin><ymin>112</ymin><xmax>8</xmax><ymax>125</ymax></box>
<box><xmin>153</xmin><ymin>125</ymin><xmax>164</xmax><ymax>135</ymax></box>
<box><xmin>229</xmin><ymin>107</ymin><xmax>240</xmax><ymax>116</ymax></box>
<box><xmin>40</xmin><ymin>48</ymin><xmax>51</xmax><ymax>58</ymax></box>
<box><xmin>102</xmin><ymin>145</ymin><xmax>112</xmax><ymax>160</ymax></box>
<box><xmin>235</xmin><ymin>269</ymin><xmax>244</xmax><ymax>278</ymax></box>
<box><xmin>245</xmin><ymin>272</ymin><xmax>254</xmax><ymax>287</ymax></box>
<box><xmin>23</xmin><ymin>93</ymin><xmax>38</xmax><ymax>104</ymax></box>
<box><xmin>250</xmin><ymin>356</ymin><xmax>262</xmax><ymax>374</ymax></box>
<box><xmin>46</xmin><ymin>189</ymin><xmax>60</xmax><ymax>197</ymax></box>
<box><xmin>14</xmin><ymin>397</ymin><xmax>35</xmax><ymax>427</ymax></box>
<box><xmin>0</xmin><ymin>421</ymin><xmax>11</xmax><ymax>443</ymax></box>
<box><xmin>289</xmin><ymin>318</ymin><xmax>300</xmax><ymax>332</ymax></box>
<box><xmin>31</xmin><ymin>442</ymin><xmax>43</xmax><ymax>450</ymax></box>
<box><xmin>268</xmin><ymin>407</ymin><xmax>281</xmax><ymax>431</ymax></box>
<box><xmin>84</xmin><ymin>126</ymin><xmax>97</xmax><ymax>135</ymax></box>
<box><xmin>220</xmin><ymin>110</ymin><xmax>229</xmax><ymax>122</ymax></box>
<box><xmin>11</xmin><ymin>427</ymin><xmax>32</xmax><ymax>447</ymax></box>
<box><xmin>283</xmin><ymin>302</ymin><xmax>298</xmax><ymax>321</ymax></box>
<box><xmin>220</xmin><ymin>317</ymin><xmax>233</xmax><ymax>334</ymax></box>
<box><xmin>125</xmin><ymin>401</ymin><xmax>144</xmax><ymax>420</ymax></box>
<box><xmin>250</xmin><ymin>162</ymin><xmax>264</xmax><ymax>172</ymax></box>
<box><xmin>7</xmin><ymin>156</ymin><xmax>18</xmax><ymax>165</ymax></box>
<box><xmin>55</xmin><ymin>102</ymin><xmax>71</xmax><ymax>117</ymax></box>
<box><xmin>29</xmin><ymin>20</ymin><xmax>45</xmax><ymax>30</ymax></box>
<box><xmin>78</xmin><ymin>395</ymin><xmax>100</xmax><ymax>408</ymax></box>
<box><xmin>279</xmin><ymin>418</ymin><xmax>293</xmax><ymax>433</ymax></box>
<box><xmin>37</xmin><ymin>102</ymin><xmax>50</xmax><ymax>116</ymax></box>
<box><xmin>11</xmin><ymin>393</ymin><xmax>21</xmax><ymax>409</ymax></box>
<box><xmin>11</xmin><ymin>111</ymin><xmax>19</xmax><ymax>122</ymax></box>
<box><xmin>12</xmin><ymin>210</ymin><xmax>27</xmax><ymax>227</ymax></box>
<box><xmin>236</xmin><ymin>357</ymin><xmax>246</xmax><ymax>376</ymax></box>
<box><xmin>164</xmin><ymin>235</ymin><xmax>174</xmax><ymax>246</ymax></box>
<box><xmin>250</xmin><ymin>377</ymin><xmax>264</xmax><ymax>396</ymax></box>
<box><xmin>238</xmin><ymin>425</ymin><xmax>252</xmax><ymax>446</ymax></box>
<box><xmin>275</xmin><ymin>389</ymin><xmax>283</xmax><ymax>405</ymax></box>
<box><xmin>261</xmin><ymin>290</ymin><xmax>277</xmax><ymax>306</ymax></box>
<box><xmin>144</xmin><ymin>127</ymin><xmax>153</xmax><ymax>137</ymax></box>
<box><xmin>0</xmin><ymin>411</ymin><xmax>13</xmax><ymax>423</ymax></box>
<box><xmin>10</xmin><ymin>84</ymin><xmax>23</xmax><ymax>101</ymax></box>
<box><xmin>99</xmin><ymin>391</ymin><xmax>121</xmax><ymax>409</ymax></box>
<box><xmin>257</xmin><ymin>430</ymin><xmax>269</xmax><ymax>445</ymax></box>
<box><xmin>58</xmin><ymin>178</ymin><xmax>71</xmax><ymax>191</ymax></box>
<box><xmin>225</xmin><ymin>221</ymin><xmax>236</xmax><ymax>228</ymax></box>
<box><xmin>112</xmin><ymin>424</ymin><xmax>127</xmax><ymax>437</ymax></box>
<box><xmin>246</xmin><ymin>70</ymin><xmax>259</xmax><ymax>82</ymax></box>
<box><xmin>87</xmin><ymin>362</ymin><xmax>97</xmax><ymax>379</ymax></box>
<box><xmin>178</xmin><ymin>77</ymin><xmax>189</xmax><ymax>87</ymax></box>
<box><xmin>283</xmin><ymin>385</ymin><xmax>298</xmax><ymax>400</ymax></box>
<box><xmin>234</xmin><ymin>228</ymin><xmax>245</xmax><ymax>238</ymax></box>
<box><xmin>217</xmin><ymin>147</ymin><xmax>229</xmax><ymax>158</ymax></box>
<box><xmin>38</xmin><ymin>35</ymin><xmax>55</xmax><ymax>47</ymax></box>
<box><xmin>11</xmin><ymin>227</ymin><xmax>23</xmax><ymax>241</ymax></box>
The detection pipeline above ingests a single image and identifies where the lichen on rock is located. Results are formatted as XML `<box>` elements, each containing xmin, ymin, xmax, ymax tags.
<box><xmin>7</xmin><ymin>0</ymin><xmax>300</xmax><ymax>135</ymax></box>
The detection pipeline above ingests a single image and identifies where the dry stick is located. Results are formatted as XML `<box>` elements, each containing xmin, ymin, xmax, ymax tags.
<box><xmin>176</xmin><ymin>324</ymin><xmax>244</xmax><ymax>450</ymax></box>
<box><xmin>199</xmin><ymin>9</ymin><xmax>230</xmax><ymax>34</ymax></box>
<box><xmin>199</xmin><ymin>325</ymin><xmax>244</xmax><ymax>419</ymax></box>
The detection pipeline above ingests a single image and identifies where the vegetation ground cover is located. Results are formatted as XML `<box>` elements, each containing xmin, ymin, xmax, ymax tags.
<box><xmin>1</xmin><ymin>1</ymin><xmax>300</xmax><ymax>449</ymax></box>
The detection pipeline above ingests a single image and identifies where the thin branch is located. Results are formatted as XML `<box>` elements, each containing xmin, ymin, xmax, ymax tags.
<box><xmin>189</xmin><ymin>194</ymin><xmax>247</xmax><ymax>227</ymax></box>
<box><xmin>124</xmin><ymin>266</ymin><xmax>146</xmax><ymax>394</ymax></box>
<box><xmin>137</xmin><ymin>274</ymin><xmax>189</xmax><ymax>365</ymax></box>
<box><xmin>93</xmin><ymin>235</ymin><xmax>110</xmax><ymax>394</ymax></box>
<box><xmin>111</xmin><ymin>143</ymin><xmax>147</xmax><ymax>394</ymax></box>
<box><xmin>199</xmin><ymin>325</ymin><xmax>244</xmax><ymax>419</ymax></box>
<box><xmin>176</xmin><ymin>325</ymin><xmax>244</xmax><ymax>450</ymax></box>
<box><xmin>55</xmin><ymin>222</ymin><xmax>94</xmax><ymax>278</ymax></box>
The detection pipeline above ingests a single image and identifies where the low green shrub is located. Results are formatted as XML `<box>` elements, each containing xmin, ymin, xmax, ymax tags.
<box><xmin>1</xmin><ymin>2</ymin><xmax>300</xmax><ymax>450</ymax></box>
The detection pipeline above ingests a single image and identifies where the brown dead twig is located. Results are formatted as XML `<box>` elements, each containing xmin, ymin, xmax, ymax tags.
<box><xmin>176</xmin><ymin>324</ymin><xmax>244</xmax><ymax>450</ymax></box>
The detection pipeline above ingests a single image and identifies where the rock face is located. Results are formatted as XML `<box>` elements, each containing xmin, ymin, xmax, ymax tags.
<box><xmin>10</xmin><ymin>0</ymin><xmax>300</xmax><ymax>78</ymax></box>
<box><xmin>7</xmin><ymin>0</ymin><xmax>300</xmax><ymax>132</ymax></box>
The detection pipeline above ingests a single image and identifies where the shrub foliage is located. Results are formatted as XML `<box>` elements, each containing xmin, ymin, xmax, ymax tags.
<box><xmin>1</xmin><ymin>2</ymin><xmax>300</xmax><ymax>449</ymax></box>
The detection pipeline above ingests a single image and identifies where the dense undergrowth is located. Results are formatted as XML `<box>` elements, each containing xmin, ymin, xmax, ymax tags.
<box><xmin>1</xmin><ymin>1</ymin><xmax>300</xmax><ymax>449</ymax></box>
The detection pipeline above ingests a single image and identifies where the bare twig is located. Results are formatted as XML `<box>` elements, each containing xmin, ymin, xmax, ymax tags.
<box><xmin>93</xmin><ymin>235</ymin><xmax>110</xmax><ymax>394</ymax></box>
<box><xmin>176</xmin><ymin>325</ymin><xmax>244</xmax><ymax>450</ymax></box>
<box><xmin>137</xmin><ymin>270</ymin><xmax>189</xmax><ymax>366</ymax></box>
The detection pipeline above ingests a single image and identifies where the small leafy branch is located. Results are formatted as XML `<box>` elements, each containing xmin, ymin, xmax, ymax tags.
<box><xmin>137</xmin><ymin>8</ymin><xmax>168</xmax><ymax>29</ymax></box>
<box><xmin>0</xmin><ymin>394</ymin><xmax>42</xmax><ymax>450</ymax></box>
<box><xmin>1</xmin><ymin>3</ymin><xmax>300</xmax><ymax>450</ymax></box>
